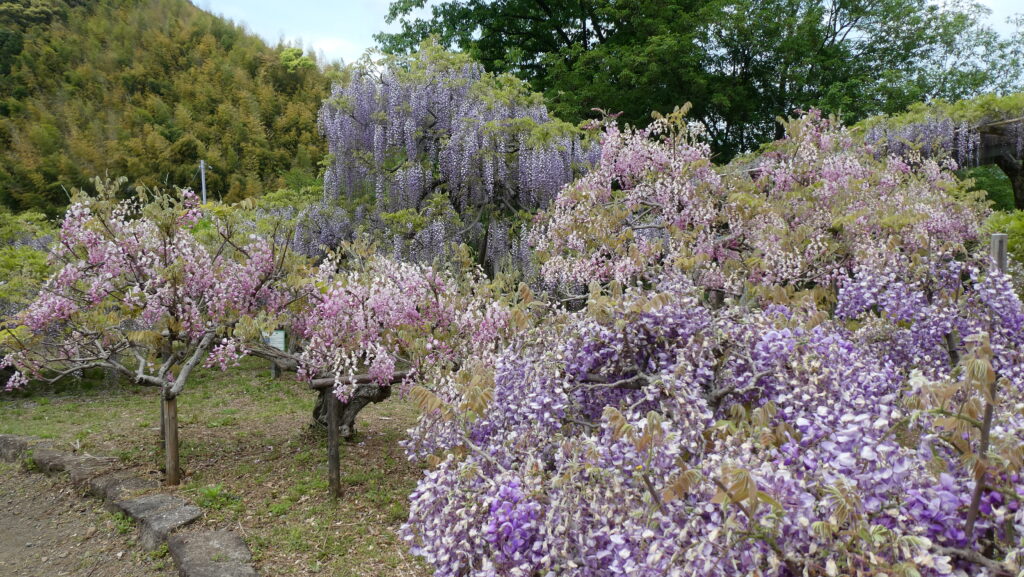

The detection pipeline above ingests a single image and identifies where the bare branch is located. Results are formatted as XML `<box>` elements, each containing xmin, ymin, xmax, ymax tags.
<box><xmin>709</xmin><ymin>369</ymin><xmax>772</xmax><ymax>408</ymax></box>
<box><xmin>642</xmin><ymin>473</ymin><xmax>668</xmax><ymax>515</ymax></box>
<box><xmin>246</xmin><ymin>341</ymin><xmax>303</xmax><ymax>372</ymax></box>
<box><xmin>158</xmin><ymin>348</ymin><xmax>185</xmax><ymax>382</ymax></box>
<box><xmin>309</xmin><ymin>371</ymin><xmax>410</xmax><ymax>391</ymax></box>
<box><xmin>41</xmin><ymin>363</ymin><xmax>106</xmax><ymax>384</ymax></box>
<box><xmin>579</xmin><ymin>373</ymin><xmax>650</xmax><ymax>390</ymax></box>
<box><xmin>166</xmin><ymin>331</ymin><xmax>217</xmax><ymax>398</ymax></box>
<box><xmin>933</xmin><ymin>546</ymin><xmax>1014</xmax><ymax>577</ymax></box>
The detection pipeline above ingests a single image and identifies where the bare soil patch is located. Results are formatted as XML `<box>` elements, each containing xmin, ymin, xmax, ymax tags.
<box><xmin>0</xmin><ymin>461</ymin><xmax>175</xmax><ymax>576</ymax></box>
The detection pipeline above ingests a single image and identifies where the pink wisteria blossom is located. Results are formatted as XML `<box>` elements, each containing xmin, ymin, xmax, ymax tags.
<box><xmin>4</xmin><ymin>181</ymin><xmax>295</xmax><ymax>399</ymax></box>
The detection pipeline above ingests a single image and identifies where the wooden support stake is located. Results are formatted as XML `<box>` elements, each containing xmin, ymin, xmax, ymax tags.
<box><xmin>163</xmin><ymin>395</ymin><xmax>180</xmax><ymax>486</ymax></box>
<box><xmin>991</xmin><ymin>233</ymin><xmax>1008</xmax><ymax>274</ymax></box>
<box><xmin>159</xmin><ymin>394</ymin><xmax>166</xmax><ymax>443</ymax></box>
<box><xmin>327</xmin><ymin>392</ymin><xmax>340</xmax><ymax>499</ymax></box>
<box><xmin>159</xmin><ymin>336</ymin><xmax>170</xmax><ymax>444</ymax></box>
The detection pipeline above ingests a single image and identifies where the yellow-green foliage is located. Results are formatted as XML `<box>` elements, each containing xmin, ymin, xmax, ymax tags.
<box><xmin>254</xmin><ymin>186</ymin><xmax>324</xmax><ymax>212</ymax></box>
<box><xmin>0</xmin><ymin>206</ymin><xmax>52</xmax><ymax>315</ymax></box>
<box><xmin>0</xmin><ymin>0</ymin><xmax>336</xmax><ymax>215</ymax></box>
<box><xmin>857</xmin><ymin>92</ymin><xmax>1024</xmax><ymax>130</ymax></box>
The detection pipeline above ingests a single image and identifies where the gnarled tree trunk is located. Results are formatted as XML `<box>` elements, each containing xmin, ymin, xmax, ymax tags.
<box><xmin>312</xmin><ymin>384</ymin><xmax>393</xmax><ymax>439</ymax></box>
<box><xmin>248</xmin><ymin>342</ymin><xmax>404</xmax><ymax>437</ymax></box>
<box><xmin>993</xmin><ymin>155</ymin><xmax>1023</xmax><ymax>211</ymax></box>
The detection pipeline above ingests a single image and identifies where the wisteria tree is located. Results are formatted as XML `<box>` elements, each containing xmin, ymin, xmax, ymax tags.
<box><xmin>398</xmin><ymin>112</ymin><xmax>1024</xmax><ymax>575</ymax></box>
<box><xmin>258</xmin><ymin>239</ymin><xmax>515</xmax><ymax>439</ymax></box>
<box><xmin>312</xmin><ymin>44</ymin><xmax>596</xmax><ymax>273</ymax></box>
<box><xmin>1</xmin><ymin>178</ymin><xmax>298</xmax><ymax>484</ymax></box>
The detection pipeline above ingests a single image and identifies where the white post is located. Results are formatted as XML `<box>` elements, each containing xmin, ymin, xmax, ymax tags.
<box><xmin>265</xmin><ymin>330</ymin><xmax>286</xmax><ymax>379</ymax></box>
<box><xmin>200</xmin><ymin>160</ymin><xmax>207</xmax><ymax>204</ymax></box>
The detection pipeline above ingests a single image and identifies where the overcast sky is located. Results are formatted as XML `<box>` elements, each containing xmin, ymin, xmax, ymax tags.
<box><xmin>195</xmin><ymin>0</ymin><xmax>427</xmax><ymax>64</ymax></box>
<box><xmin>197</xmin><ymin>0</ymin><xmax>1021</xmax><ymax>66</ymax></box>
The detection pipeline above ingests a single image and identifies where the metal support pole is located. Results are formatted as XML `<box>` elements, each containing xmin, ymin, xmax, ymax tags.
<box><xmin>200</xmin><ymin>160</ymin><xmax>207</xmax><ymax>204</ymax></box>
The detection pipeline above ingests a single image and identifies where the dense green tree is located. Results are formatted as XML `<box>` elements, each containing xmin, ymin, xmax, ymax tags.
<box><xmin>700</xmin><ymin>0</ymin><xmax>1022</xmax><ymax>156</ymax></box>
<box><xmin>0</xmin><ymin>205</ymin><xmax>51</xmax><ymax>317</ymax></box>
<box><xmin>377</xmin><ymin>0</ymin><xmax>706</xmax><ymax>129</ymax></box>
<box><xmin>379</xmin><ymin>0</ymin><xmax>1022</xmax><ymax>159</ymax></box>
<box><xmin>0</xmin><ymin>0</ymin><xmax>335</xmax><ymax>215</ymax></box>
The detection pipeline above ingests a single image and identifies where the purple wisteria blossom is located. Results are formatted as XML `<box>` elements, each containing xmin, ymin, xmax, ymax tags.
<box><xmin>401</xmin><ymin>112</ymin><xmax>1024</xmax><ymax>576</ymax></box>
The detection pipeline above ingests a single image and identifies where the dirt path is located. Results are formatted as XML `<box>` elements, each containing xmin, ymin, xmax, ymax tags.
<box><xmin>0</xmin><ymin>462</ymin><xmax>175</xmax><ymax>577</ymax></box>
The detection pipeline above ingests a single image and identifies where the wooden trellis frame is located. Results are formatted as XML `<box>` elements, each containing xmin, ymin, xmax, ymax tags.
<box><xmin>309</xmin><ymin>372</ymin><xmax>409</xmax><ymax>498</ymax></box>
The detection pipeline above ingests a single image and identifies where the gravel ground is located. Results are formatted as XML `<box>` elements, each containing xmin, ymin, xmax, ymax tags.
<box><xmin>0</xmin><ymin>461</ymin><xmax>175</xmax><ymax>577</ymax></box>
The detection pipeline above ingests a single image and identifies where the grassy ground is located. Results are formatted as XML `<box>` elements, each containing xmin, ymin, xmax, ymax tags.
<box><xmin>0</xmin><ymin>358</ymin><xmax>430</xmax><ymax>577</ymax></box>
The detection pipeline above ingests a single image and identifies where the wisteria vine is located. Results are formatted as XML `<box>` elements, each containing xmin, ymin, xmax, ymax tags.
<box><xmin>399</xmin><ymin>112</ymin><xmax>1024</xmax><ymax>576</ymax></box>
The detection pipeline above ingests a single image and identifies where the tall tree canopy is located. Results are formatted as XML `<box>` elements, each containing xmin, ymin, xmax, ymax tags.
<box><xmin>379</xmin><ymin>0</ymin><xmax>1024</xmax><ymax>159</ymax></box>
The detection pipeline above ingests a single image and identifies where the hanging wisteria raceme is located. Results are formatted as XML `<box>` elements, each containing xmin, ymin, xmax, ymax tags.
<box><xmin>315</xmin><ymin>44</ymin><xmax>597</xmax><ymax>267</ymax></box>
<box><xmin>858</xmin><ymin>95</ymin><xmax>1024</xmax><ymax>210</ymax></box>
<box><xmin>400</xmin><ymin>112</ymin><xmax>1024</xmax><ymax>576</ymax></box>
<box><xmin>863</xmin><ymin>115</ymin><xmax>984</xmax><ymax>168</ymax></box>
<box><xmin>290</xmin><ymin>201</ymin><xmax>359</xmax><ymax>259</ymax></box>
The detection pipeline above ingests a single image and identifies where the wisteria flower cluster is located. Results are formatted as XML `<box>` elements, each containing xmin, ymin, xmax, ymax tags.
<box><xmin>2</xmin><ymin>178</ymin><xmax>296</xmax><ymax>398</ymax></box>
<box><xmin>862</xmin><ymin>108</ymin><xmax>1024</xmax><ymax>175</ymax></box>
<box><xmin>863</xmin><ymin>115</ymin><xmax>983</xmax><ymax>168</ymax></box>
<box><xmin>297</xmin><ymin>242</ymin><xmax>511</xmax><ymax>405</ymax></box>
<box><xmin>400</xmin><ymin>112</ymin><xmax>1024</xmax><ymax>576</ymax></box>
<box><xmin>857</xmin><ymin>94</ymin><xmax>1024</xmax><ymax>211</ymax></box>
<box><xmin>314</xmin><ymin>44</ymin><xmax>598</xmax><ymax>268</ymax></box>
<box><xmin>531</xmin><ymin>110</ymin><xmax>988</xmax><ymax>297</ymax></box>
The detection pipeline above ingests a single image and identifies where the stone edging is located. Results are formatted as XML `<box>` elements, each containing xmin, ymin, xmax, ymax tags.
<box><xmin>0</xmin><ymin>434</ymin><xmax>258</xmax><ymax>577</ymax></box>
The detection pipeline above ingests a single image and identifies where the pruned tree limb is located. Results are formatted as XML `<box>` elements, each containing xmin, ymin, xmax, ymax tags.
<box><xmin>578</xmin><ymin>372</ymin><xmax>650</xmax><ymax>390</ymax></box>
<box><xmin>309</xmin><ymin>371</ymin><xmax>410</xmax><ymax>390</ymax></box>
<box><xmin>246</xmin><ymin>341</ymin><xmax>303</xmax><ymax>372</ymax></box>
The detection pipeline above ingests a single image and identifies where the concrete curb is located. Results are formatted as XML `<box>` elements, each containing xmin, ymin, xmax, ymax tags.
<box><xmin>0</xmin><ymin>434</ymin><xmax>259</xmax><ymax>577</ymax></box>
<box><xmin>169</xmin><ymin>530</ymin><xmax>258</xmax><ymax>577</ymax></box>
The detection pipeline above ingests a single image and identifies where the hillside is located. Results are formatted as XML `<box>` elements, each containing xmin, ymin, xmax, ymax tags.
<box><xmin>0</xmin><ymin>0</ymin><xmax>333</xmax><ymax>214</ymax></box>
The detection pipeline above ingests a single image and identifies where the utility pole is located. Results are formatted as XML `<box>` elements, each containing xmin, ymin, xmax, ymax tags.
<box><xmin>200</xmin><ymin>159</ymin><xmax>207</xmax><ymax>204</ymax></box>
